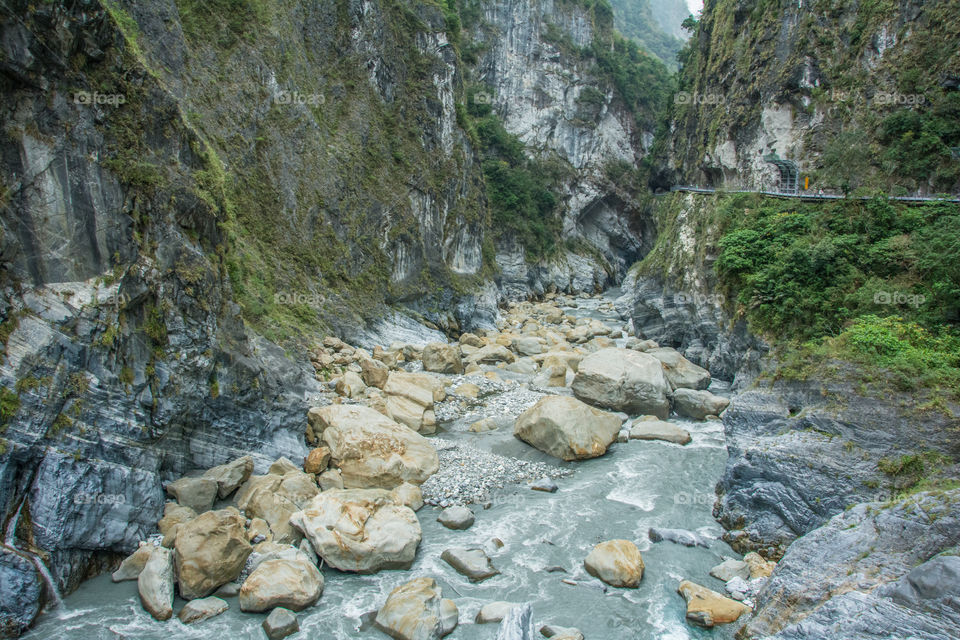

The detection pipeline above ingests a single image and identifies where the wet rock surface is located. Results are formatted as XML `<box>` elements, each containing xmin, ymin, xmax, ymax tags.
<box><xmin>744</xmin><ymin>490</ymin><xmax>960</xmax><ymax>639</ymax></box>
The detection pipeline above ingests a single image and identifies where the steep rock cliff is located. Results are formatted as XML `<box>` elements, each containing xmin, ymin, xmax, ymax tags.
<box><xmin>667</xmin><ymin>0</ymin><xmax>960</xmax><ymax>194</ymax></box>
<box><xmin>0</xmin><ymin>0</ymin><xmax>660</xmax><ymax>633</ymax></box>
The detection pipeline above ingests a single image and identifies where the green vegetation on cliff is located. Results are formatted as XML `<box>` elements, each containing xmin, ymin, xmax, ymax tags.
<box><xmin>671</xmin><ymin>0</ymin><xmax>960</xmax><ymax>194</ymax></box>
<box><xmin>638</xmin><ymin>190</ymin><xmax>960</xmax><ymax>399</ymax></box>
<box><xmin>707</xmin><ymin>193</ymin><xmax>959</xmax><ymax>397</ymax></box>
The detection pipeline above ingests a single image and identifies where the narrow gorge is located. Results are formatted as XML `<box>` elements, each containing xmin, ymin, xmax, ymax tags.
<box><xmin>0</xmin><ymin>0</ymin><xmax>958</xmax><ymax>639</ymax></box>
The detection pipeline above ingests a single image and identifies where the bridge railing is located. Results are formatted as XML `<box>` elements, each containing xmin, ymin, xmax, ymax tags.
<box><xmin>666</xmin><ymin>185</ymin><xmax>960</xmax><ymax>203</ymax></box>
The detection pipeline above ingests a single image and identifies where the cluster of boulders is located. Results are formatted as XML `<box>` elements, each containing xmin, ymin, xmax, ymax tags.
<box><xmin>112</xmin><ymin>396</ymin><xmax>446</xmax><ymax>638</ymax></box>
<box><xmin>109</xmin><ymin>291</ymin><xmax>752</xmax><ymax>638</ymax></box>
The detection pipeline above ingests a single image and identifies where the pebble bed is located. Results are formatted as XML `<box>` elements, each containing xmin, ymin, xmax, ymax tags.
<box><xmin>420</xmin><ymin>440</ymin><xmax>571</xmax><ymax>507</ymax></box>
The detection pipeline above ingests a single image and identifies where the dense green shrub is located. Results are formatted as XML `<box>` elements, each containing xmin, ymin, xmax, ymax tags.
<box><xmin>716</xmin><ymin>196</ymin><xmax>960</xmax><ymax>338</ymax></box>
<box><xmin>712</xmin><ymin>194</ymin><xmax>960</xmax><ymax>395</ymax></box>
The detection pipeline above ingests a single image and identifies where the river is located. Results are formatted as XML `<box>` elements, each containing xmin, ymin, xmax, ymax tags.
<box><xmin>25</xmin><ymin>291</ymin><xmax>740</xmax><ymax>640</ymax></box>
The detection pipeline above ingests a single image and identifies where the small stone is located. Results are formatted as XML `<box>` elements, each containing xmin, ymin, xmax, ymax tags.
<box><xmin>438</xmin><ymin>506</ymin><xmax>475</xmax><ymax>530</ymax></box>
<box><xmin>303</xmin><ymin>447</ymin><xmax>331</xmax><ymax>474</ymax></box>
<box><xmin>530</xmin><ymin>477</ymin><xmax>558</xmax><ymax>493</ymax></box>
<box><xmin>262</xmin><ymin>607</ymin><xmax>300</xmax><ymax>640</ymax></box>
<box><xmin>441</xmin><ymin>547</ymin><xmax>499</xmax><ymax>582</ymax></box>
<box><xmin>476</xmin><ymin>601</ymin><xmax>517</xmax><ymax>624</ymax></box>
<box><xmin>710</xmin><ymin>558</ymin><xmax>750</xmax><ymax>582</ymax></box>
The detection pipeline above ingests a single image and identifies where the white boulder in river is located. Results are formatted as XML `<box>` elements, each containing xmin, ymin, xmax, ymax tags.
<box><xmin>583</xmin><ymin>539</ymin><xmax>645</xmax><ymax>588</ymax></box>
<box><xmin>306</xmin><ymin>404</ymin><xmax>439</xmax><ymax>488</ymax></box>
<box><xmin>138</xmin><ymin>546</ymin><xmax>174</xmax><ymax>621</ymax></box>
<box><xmin>437</xmin><ymin>505</ymin><xmax>474</xmax><ymax>530</ymax></box>
<box><xmin>290</xmin><ymin>488</ymin><xmax>421</xmax><ymax>573</ymax></box>
<box><xmin>571</xmin><ymin>348</ymin><xmax>671</xmax><ymax>418</ymax></box>
<box><xmin>514</xmin><ymin>395</ymin><xmax>621</xmax><ymax>461</ymax></box>
<box><xmin>375</xmin><ymin>577</ymin><xmax>458</xmax><ymax>640</ymax></box>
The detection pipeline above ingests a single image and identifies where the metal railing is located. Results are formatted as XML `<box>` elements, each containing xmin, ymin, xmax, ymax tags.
<box><xmin>665</xmin><ymin>185</ymin><xmax>960</xmax><ymax>203</ymax></box>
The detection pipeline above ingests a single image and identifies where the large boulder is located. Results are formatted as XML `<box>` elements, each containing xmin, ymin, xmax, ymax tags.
<box><xmin>677</xmin><ymin>580</ymin><xmax>750</xmax><ymax>627</ymax></box>
<box><xmin>138</xmin><ymin>546</ymin><xmax>174</xmax><ymax>621</ymax></box>
<box><xmin>202</xmin><ymin>456</ymin><xmax>254</xmax><ymax>498</ymax></box>
<box><xmin>290</xmin><ymin>488</ymin><xmax>421</xmax><ymax>573</ymax></box>
<box><xmin>165</xmin><ymin>476</ymin><xmax>218</xmax><ymax>513</ymax></box>
<box><xmin>513</xmin><ymin>396</ymin><xmax>621</xmax><ymax>461</ymax></box>
<box><xmin>672</xmin><ymin>388</ymin><xmax>730</xmax><ymax>420</ymax></box>
<box><xmin>382</xmin><ymin>372</ymin><xmax>446</xmax><ymax>434</ymax></box>
<box><xmin>649</xmin><ymin>527</ymin><xmax>711</xmax><ymax>548</ymax></box>
<box><xmin>269</xmin><ymin>457</ymin><xmax>300</xmax><ymax>475</ymax></box>
<box><xmin>467</xmin><ymin>344</ymin><xmax>516</xmax><ymax>365</ymax></box>
<box><xmin>303</xmin><ymin>447</ymin><xmax>331</xmax><ymax>474</ymax></box>
<box><xmin>393</xmin><ymin>482</ymin><xmax>424</xmax><ymax>511</ymax></box>
<box><xmin>360</xmin><ymin>357</ymin><xmax>391</xmax><ymax>389</ymax></box>
<box><xmin>476</xmin><ymin>602</ymin><xmax>518</xmax><ymax>624</ymax></box>
<box><xmin>583</xmin><ymin>540</ymin><xmax>644</xmax><ymax>588</ymax></box>
<box><xmin>384</xmin><ymin>371</ymin><xmax>446</xmax><ymax>407</ymax></box>
<box><xmin>375</xmin><ymin>577</ymin><xmax>458</xmax><ymax>640</ymax></box>
<box><xmin>311</xmin><ymin>404</ymin><xmax>439</xmax><ymax>488</ymax></box>
<box><xmin>385</xmin><ymin>395</ymin><xmax>437</xmax><ymax>435</ymax></box>
<box><xmin>236</xmin><ymin>471</ymin><xmax>317</xmax><ymax>544</ymax></box>
<box><xmin>646</xmin><ymin>347</ymin><xmax>711</xmax><ymax>391</ymax></box>
<box><xmin>512</xmin><ymin>336</ymin><xmax>544</xmax><ymax>357</ymax></box>
<box><xmin>422</xmin><ymin>343</ymin><xmax>463</xmax><ymax>374</ymax></box>
<box><xmin>174</xmin><ymin>509</ymin><xmax>252</xmax><ymax>600</ymax></box>
<box><xmin>335</xmin><ymin>371</ymin><xmax>366</xmax><ymax>398</ymax></box>
<box><xmin>239</xmin><ymin>553</ymin><xmax>323</xmax><ymax>612</ymax></box>
<box><xmin>571</xmin><ymin>348</ymin><xmax>670</xmax><ymax>418</ymax></box>
<box><xmin>157</xmin><ymin>502</ymin><xmax>196</xmax><ymax>539</ymax></box>
<box><xmin>112</xmin><ymin>543</ymin><xmax>153</xmax><ymax>582</ymax></box>
<box><xmin>628</xmin><ymin>418</ymin><xmax>692</xmax><ymax>445</ymax></box>
<box><xmin>710</xmin><ymin>558</ymin><xmax>751</xmax><ymax>582</ymax></box>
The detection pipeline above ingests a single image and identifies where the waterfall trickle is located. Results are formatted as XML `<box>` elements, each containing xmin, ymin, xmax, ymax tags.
<box><xmin>3</xmin><ymin>498</ymin><xmax>63</xmax><ymax>610</ymax></box>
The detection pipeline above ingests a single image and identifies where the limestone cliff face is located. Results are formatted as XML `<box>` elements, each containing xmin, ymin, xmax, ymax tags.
<box><xmin>666</xmin><ymin>0</ymin><xmax>960</xmax><ymax>194</ymax></box>
<box><xmin>0</xmin><ymin>0</ymin><xmax>655</xmax><ymax>632</ymax></box>
<box><xmin>470</xmin><ymin>0</ymin><xmax>657</xmax><ymax>296</ymax></box>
